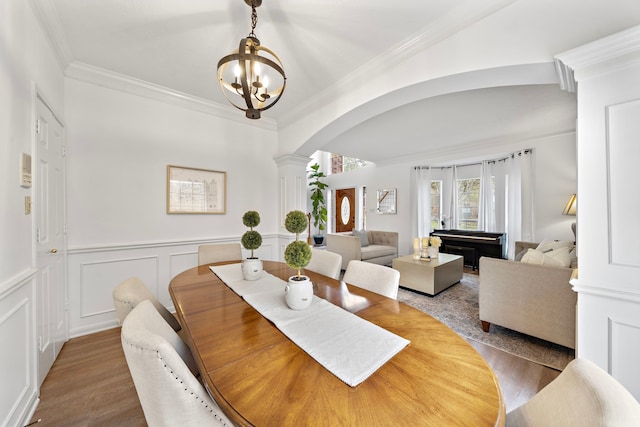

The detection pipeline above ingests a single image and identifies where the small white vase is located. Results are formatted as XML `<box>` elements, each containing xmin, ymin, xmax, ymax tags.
<box><xmin>284</xmin><ymin>276</ymin><xmax>313</xmax><ymax>310</ymax></box>
<box><xmin>427</xmin><ymin>246</ymin><xmax>439</xmax><ymax>259</ymax></box>
<box><xmin>241</xmin><ymin>258</ymin><xmax>263</xmax><ymax>281</ymax></box>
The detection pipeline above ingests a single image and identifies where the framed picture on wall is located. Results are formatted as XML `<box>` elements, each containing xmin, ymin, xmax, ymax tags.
<box><xmin>167</xmin><ymin>165</ymin><xmax>226</xmax><ymax>214</ymax></box>
<box><xmin>376</xmin><ymin>188</ymin><xmax>397</xmax><ymax>214</ymax></box>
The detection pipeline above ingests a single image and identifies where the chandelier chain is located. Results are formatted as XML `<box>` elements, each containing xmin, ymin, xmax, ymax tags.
<box><xmin>249</xmin><ymin>4</ymin><xmax>258</xmax><ymax>38</ymax></box>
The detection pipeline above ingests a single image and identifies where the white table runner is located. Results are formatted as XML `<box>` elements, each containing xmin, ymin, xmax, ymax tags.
<box><xmin>210</xmin><ymin>264</ymin><xmax>410</xmax><ymax>387</ymax></box>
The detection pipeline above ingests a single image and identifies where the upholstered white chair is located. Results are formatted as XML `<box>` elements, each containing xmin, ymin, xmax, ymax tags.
<box><xmin>342</xmin><ymin>260</ymin><xmax>400</xmax><ymax>299</ymax></box>
<box><xmin>197</xmin><ymin>243</ymin><xmax>242</xmax><ymax>266</ymax></box>
<box><xmin>121</xmin><ymin>300</ymin><xmax>231</xmax><ymax>427</ymax></box>
<box><xmin>507</xmin><ymin>358</ymin><xmax>640</xmax><ymax>427</ymax></box>
<box><xmin>113</xmin><ymin>277</ymin><xmax>181</xmax><ymax>332</ymax></box>
<box><xmin>305</xmin><ymin>248</ymin><xmax>343</xmax><ymax>279</ymax></box>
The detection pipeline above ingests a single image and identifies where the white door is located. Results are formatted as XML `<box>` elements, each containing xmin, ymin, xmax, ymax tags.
<box><xmin>34</xmin><ymin>95</ymin><xmax>67</xmax><ymax>386</ymax></box>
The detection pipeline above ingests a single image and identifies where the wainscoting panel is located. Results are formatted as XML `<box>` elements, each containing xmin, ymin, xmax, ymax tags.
<box><xmin>609</xmin><ymin>315</ymin><xmax>640</xmax><ymax>397</ymax></box>
<box><xmin>169</xmin><ymin>251</ymin><xmax>198</xmax><ymax>281</ymax></box>
<box><xmin>67</xmin><ymin>235</ymin><xmax>280</xmax><ymax>337</ymax></box>
<box><xmin>607</xmin><ymin>99</ymin><xmax>640</xmax><ymax>268</ymax></box>
<box><xmin>576</xmin><ymin>287</ymin><xmax>640</xmax><ymax>400</ymax></box>
<box><xmin>79</xmin><ymin>256</ymin><xmax>159</xmax><ymax>318</ymax></box>
<box><xmin>0</xmin><ymin>271</ymin><xmax>37</xmax><ymax>427</ymax></box>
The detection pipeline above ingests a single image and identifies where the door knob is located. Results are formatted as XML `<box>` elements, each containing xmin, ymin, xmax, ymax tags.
<box><xmin>50</xmin><ymin>248</ymin><xmax>58</xmax><ymax>253</ymax></box>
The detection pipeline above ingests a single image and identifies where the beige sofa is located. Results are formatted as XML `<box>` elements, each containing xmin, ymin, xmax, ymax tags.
<box><xmin>479</xmin><ymin>241</ymin><xmax>577</xmax><ymax>349</ymax></box>
<box><xmin>326</xmin><ymin>230</ymin><xmax>398</xmax><ymax>270</ymax></box>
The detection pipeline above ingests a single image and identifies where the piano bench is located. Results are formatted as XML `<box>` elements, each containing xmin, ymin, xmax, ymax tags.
<box><xmin>445</xmin><ymin>245</ymin><xmax>478</xmax><ymax>271</ymax></box>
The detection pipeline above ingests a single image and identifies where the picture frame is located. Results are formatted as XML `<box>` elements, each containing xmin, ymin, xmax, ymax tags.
<box><xmin>167</xmin><ymin>165</ymin><xmax>226</xmax><ymax>214</ymax></box>
<box><xmin>376</xmin><ymin>188</ymin><xmax>397</xmax><ymax>215</ymax></box>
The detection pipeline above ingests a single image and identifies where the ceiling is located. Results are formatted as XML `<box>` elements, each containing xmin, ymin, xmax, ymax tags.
<box><xmin>36</xmin><ymin>0</ymin><xmax>588</xmax><ymax>163</ymax></box>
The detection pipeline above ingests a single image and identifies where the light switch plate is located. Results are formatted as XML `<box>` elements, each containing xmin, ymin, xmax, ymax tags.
<box><xmin>20</xmin><ymin>152</ymin><xmax>32</xmax><ymax>188</ymax></box>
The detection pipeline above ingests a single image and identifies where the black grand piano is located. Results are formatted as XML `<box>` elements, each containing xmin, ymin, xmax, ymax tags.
<box><xmin>430</xmin><ymin>229</ymin><xmax>506</xmax><ymax>270</ymax></box>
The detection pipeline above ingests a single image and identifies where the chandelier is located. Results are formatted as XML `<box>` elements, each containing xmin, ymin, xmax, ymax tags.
<box><xmin>217</xmin><ymin>0</ymin><xmax>286</xmax><ymax>119</ymax></box>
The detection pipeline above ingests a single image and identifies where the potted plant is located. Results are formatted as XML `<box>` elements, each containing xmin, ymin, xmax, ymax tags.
<box><xmin>283</xmin><ymin>210</ymin><xmax>313</xmax><ymax>310</ymax></box>
<box><xmin>308</xmin><ymin>163</ymin><xmax>328</xmax><ymax>246</ymax></box>
<box><xmin>241</xmin><ymin>210</ymin><xmax>263</xmax><ymax>280</ymax></box>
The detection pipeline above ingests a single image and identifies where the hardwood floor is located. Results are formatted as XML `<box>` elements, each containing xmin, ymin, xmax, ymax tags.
<box><xmin>30</xmin><ymin>327</ymin><xmax>145</xmax><ymax>427</ymax></box>
<box><xmin>30</xmin><ymin>325</ymin><xmax>559</xmax><ymax>426</ymax></box>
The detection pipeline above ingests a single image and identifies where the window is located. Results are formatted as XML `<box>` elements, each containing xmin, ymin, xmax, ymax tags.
<box><xmin>457</xmin><ymin>178</ymin><xmax>480</xmax><ymax>230</ymax></box>
<box><xmin>431</xmin><ymin>180</ymin><xmax>442</xmax><ymax>229</ymax></box>
<box><xmin>330</xmin><ymin>154</ymin><xmax>369</xmax><ymax>174</ymax></box>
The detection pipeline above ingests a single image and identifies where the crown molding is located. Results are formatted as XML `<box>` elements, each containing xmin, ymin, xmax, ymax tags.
<box><xmin>65</xmin><ymin>62</ymin><xmax>278</xmax><ymax>131</ymax></box>
<box><xmin>554</xmin><ymin>58</ymin><xmax>576</xmax><ymax>93</ymax></box>
<box><xmin>28</xmin><ymin>0</ymin><xmax>74</xmax><ymax>72</ymax></box>
<box><xmin>278</xmin><ymin>0</ymin><xmax>518</xmax><ymax>128</ymax></box>
<box><xmin>274</xmin><ymin>154</ymin><xmax>311</xmax><ymax>168</ymax></box>
<box><xmin>376</xmin><ymin>124</ymin><xmax>576</xmax><ymax>167</ymax></box>
<box><xmin>555</xmin><ymin>24</ymin><xmax>640</xmax><ymax>83</ymax></box>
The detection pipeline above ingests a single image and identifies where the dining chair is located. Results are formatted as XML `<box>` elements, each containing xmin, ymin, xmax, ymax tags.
<box><xmin>121</xmin><ymin>300</ymin><xmax>231</xmax><ymax>427</ymax></box>
<box><xmin>506</xmin><ymin>358</ymin><xmax>640</xmax><ymax>426</ymax></box>
<box><xmin>342</xmin><ymin>260</ymin><xmax>400</xmax><ymax>299</ymax></box>
<box><xmin>305</xmin><ymin>248</ymin><xmax>343</xmax><ymax>279</ymax></box>
<box><xmin>197</xmin><ymin>243</ymin><xmax>242</xmax><ymax>266</ymax></box>
<box><xmin>113</xmin><ymin>277</ymin><xmax>182</xmax><ymax>332</ymax></box>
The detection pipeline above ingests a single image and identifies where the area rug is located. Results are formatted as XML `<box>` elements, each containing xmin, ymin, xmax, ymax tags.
<box><xmin>397</xmin><ymin>273</ymin><xmax>575</xmax><ymax>371</ymax></box>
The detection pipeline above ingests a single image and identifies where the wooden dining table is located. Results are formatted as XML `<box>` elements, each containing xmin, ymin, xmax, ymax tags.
<box><xmin>169</xmin><ymin>261</ymin><xmax>505</xmax><ymax>426</ymax></box>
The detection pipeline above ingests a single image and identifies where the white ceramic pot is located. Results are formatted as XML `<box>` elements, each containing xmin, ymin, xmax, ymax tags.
<box><xmin>241</xmin><ymin>258</ymin><xmax>263</xmax><ymax>281</ymax></box>
<box><xmin>284</xmin><ymin>276</ymin><xmax>313</xmax><ymax>310</ymax></box>
<box><xmin>427</xmin><ymin>246</ymin><xmax>439</xmax><ymax>259</ymax></box>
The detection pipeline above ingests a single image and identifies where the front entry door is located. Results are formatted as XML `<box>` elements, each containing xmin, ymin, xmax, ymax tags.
<box><xmin>34</xmin><ymin>95</ymin><xmax>67</xmax><ymax>386</ymax></box>
<box><xmin>335</xmin><ymin>188</ymin><xmax>355</xmax><ymax>232</ymax></box>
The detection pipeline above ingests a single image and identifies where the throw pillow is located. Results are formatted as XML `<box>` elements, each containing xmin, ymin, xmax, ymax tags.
<box><xmin>352</xmin><ymin>229</ymin><xmax>369</xmax><ymax>247</ymax></box>
<box><xmin>521</xmin><ymin>249</ymin><xmax>545</xmax><ymax>265</ymax></box>
<box><xmin>536</xmin><ymin>239</ymin><xmax>574</xmax><ymax>253</ymax></box>
<box><xmin>569</xmin><ymin>248</ymin><xmax>578</xmax><ymax>269</ymax></box>
<box><xmin>514</xmin><ymin>248</ymin><xmax>529</xmax><ymax>262</ymax></box>
<box><xmin>521</xmin><ymin>247</ymin><xmax>571</xmax><ymax>268</ymax></box>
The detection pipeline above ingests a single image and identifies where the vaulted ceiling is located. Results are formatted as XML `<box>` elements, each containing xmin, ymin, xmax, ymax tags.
<box><xmin>34</xmin><ymin>0</ymin><xmax>640</xmax><ymax>163</ymax></box>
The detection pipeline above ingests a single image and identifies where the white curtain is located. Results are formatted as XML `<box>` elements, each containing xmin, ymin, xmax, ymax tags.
<box><xmin>506</xmin><ymin>150</ymin><xmax>534</xmax><ymax>258</ymax></box>
<box><xmin>413</xmin><ymin>150</ymin><xmax>533</xmax><ymax>257</ymax></box>
<box><xmin>478</xmin><ymin>160</ymin><xmax>496</xmax><ymax>232</ymax></box>
<box><xmin>411</xmin><ymin>167</ymin><xmax>432</xmax><ymax>247</ymax></box>
<box><xmin>492</xmin><ymin>160</ymin><xmax>508</xmax><ymax>233</ymax></box>
<box><xmin>448</xmin><ymin>166</ymin><xmax>458</xmax><ymax>229</ymax></box>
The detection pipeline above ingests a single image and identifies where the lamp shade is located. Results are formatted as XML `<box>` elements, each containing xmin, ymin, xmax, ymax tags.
<box><xmin>562</xmin><ymin>194</ymin><xmax>577</xmax><ymax>215</ymax></box>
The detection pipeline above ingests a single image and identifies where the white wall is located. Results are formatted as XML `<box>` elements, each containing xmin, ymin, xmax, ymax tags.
<box><xmin>64</xmin><ymin>77</ymin><xmax>282</xmax><ymax>336</ymax></box>
<box><xmin>0</xmin><ymin>1</ymin><xmax>65</xmax><ymax>426</ymax></box>
<box><xmin>0</xmin><ymin>0</ymin><xmax>64</xmax><ymax>283</ymax></box>
<box><xmin>324</xmin><ymin>131</ymin><xmax>576</xmax><ymax>256</ymax></box>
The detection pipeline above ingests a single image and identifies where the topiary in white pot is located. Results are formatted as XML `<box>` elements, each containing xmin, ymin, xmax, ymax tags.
<box><xmin>241</xmin><ymin>210</ymin><xmax>263</xmax><ymax>281</ymax></box>
<box><xmin>283</xmin><ymin>210</ymin><xmax>313</xmax><ymax>310</ymax></box>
